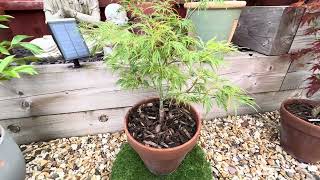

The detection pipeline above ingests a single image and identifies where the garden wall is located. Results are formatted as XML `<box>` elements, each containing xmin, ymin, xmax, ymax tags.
<box><xmin>0</xmin><ymin>51</ymin><xmax>316</xmax><ymax>144</ymax></box>
<box><xmin>0</xmin><ymin>9</ymin><xmax>319</xmax><ymax>144</ymax></box>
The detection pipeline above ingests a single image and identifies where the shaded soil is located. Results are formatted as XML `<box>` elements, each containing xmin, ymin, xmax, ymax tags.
<box><xmin>127</xmin><ymin>100</ymin><xmax>197</xmax><ymax>149</ymax></box>
<box><xmin>11</xmin><ymin>47</ymin><xmax>104</xmax><ymax>65</ymax></box>
<box><xmin>11</xmin><ymin>47</ymin><xmax>34</xmax><ymax>58</ymax></box>
<box><xmin>286</xmin><ymin>102</ymin><xmax>320</xmax><ymax>126</ymax></box>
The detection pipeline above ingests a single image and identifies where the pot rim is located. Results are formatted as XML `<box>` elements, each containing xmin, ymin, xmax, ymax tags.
<box><xmin>281</xmin><ymin>99</ymin><xmax>320</xmax><ymax>131</ymax></box>
<box><xmin>124</xmin><ymin>97</ymin><xmax>201</xmax><ymax>153</ymax></box>
<box><xmin>0</xmin><ymin>125</ymin><xmax>4</xmax><ymax>145</ymax></box>
<box><xmin>184</xmin><ymin>1</ymin><xmax>247</xmax><ymax>9</ymax></box>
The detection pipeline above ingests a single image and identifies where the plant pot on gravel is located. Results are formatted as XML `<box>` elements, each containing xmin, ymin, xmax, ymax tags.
<box><xmin>84</xmin><ymin>0</ymin><xmax>254</xmax><ymax>175</ymax></box>
<box><xmin>184</xmin><ymin>1</ymin><xmax>247</xmax><ymax>42</ymax></box>
<box><xmin>0</xmin><ymin>125</ymin><xmax>26</xmax><ymax>180</ymax></box>
<box><xmin>125</xmin><ymin>97</ymin><xmax>201</xmax><ymax>175</ymax></box>
<box><xmin>280</xmin><ymin>99</ymin><xmax>320</xmax><ymax>163</ymax></box>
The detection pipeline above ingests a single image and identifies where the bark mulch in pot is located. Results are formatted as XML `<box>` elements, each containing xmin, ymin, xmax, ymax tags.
<box><xmin>127</xmin><ymin>100</ymin><xmax>196</xmax><ymax>149</ymax></box>
<box><xmin>286</xmin><ymin>102</ymin><xmax>320</xmax><ymax>126</ymax></box>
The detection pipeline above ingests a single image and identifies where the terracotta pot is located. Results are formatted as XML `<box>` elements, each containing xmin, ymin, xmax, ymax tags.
<box><xmin>280</xmin><ymin>99</ymin><xmax>320</xmax><ymax>163</ymax></box>
<box><xmin>0</xmin><ymin>125</ymin><xmax>26</xmax><ymax>180</ymax></box>
<box><xmin>124</xmin><ymin>97</ymin><xmax>201</xmax><ymax>175</ymax></box>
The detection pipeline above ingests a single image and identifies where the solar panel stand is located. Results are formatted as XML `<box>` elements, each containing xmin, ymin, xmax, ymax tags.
<box><xmin>73</xmin><ymin>59</ymin><xmax>81</xmax><ymax>68</ymax></box>
<box><xmin>47</xmin><ymin>18</ymin><xmax>90</xmax><ymax>69</ymax></box>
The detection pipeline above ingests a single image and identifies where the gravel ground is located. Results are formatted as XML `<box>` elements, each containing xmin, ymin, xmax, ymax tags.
<box><xmin>22</xmin><ymin>111</ymin><xmax>320</xmax><ymax>180</ymax></box>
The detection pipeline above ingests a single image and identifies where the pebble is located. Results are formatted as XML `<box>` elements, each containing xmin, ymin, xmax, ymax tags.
<box><xmin>308</xmin><ymin>165</ymin><xmax>318</xmax><ymax>172</ymax></box>
<box><xmin>22</xmin><ymin>111</ymin><xmax>320</xmax><ymax>179</ymax></box>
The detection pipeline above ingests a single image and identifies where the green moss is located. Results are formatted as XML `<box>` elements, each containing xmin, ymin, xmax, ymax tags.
<box><xmin>111</xmin><ymin>143</ymin><xmax>212</xmax><ymax>180</ymax></box>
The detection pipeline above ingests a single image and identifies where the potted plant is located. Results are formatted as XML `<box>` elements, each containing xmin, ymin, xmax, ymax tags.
<box><xmin>0</xmin><ymin>15</ymin><xmax>41</xmax><ymax>179</ymax></box>
<box><xmin>281</xmin><ymin>0</ymin><xmax>320</xmax><ymax>163</ymax></box>
<box><xmin>184</xmin><ymin>0</ymin><xmax>247</xmax><ymax>42</ymax></box>
<box><xmin>84</xmin><ymin>0</ymin><xmax>254</xmax><ymax>175</ymax></box>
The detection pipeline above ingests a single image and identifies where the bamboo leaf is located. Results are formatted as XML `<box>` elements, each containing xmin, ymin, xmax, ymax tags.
<box><xmin>12</xmin><ymin>65</ymin><xmax>38</xmax><ymax>75</ymax></box>
<box><xmin>0</xmin><ymin>55</ymin><xmax>15</xmax><ymax>73</ymax></box>
<box><xmin>0</xmin><ymin>15</ymin><xmax>14</xmax><ymax>22</ymax></box>
<box><xmin>11</xmin><ymin>35</ymin><xmax>32</xmax><ymax>46</ymax></box>
<box><xmin>0</xmin><ymin>24</ymin><xmax>9</xmax><ymax>29</ymax></box>
<box><xmin>0</xmin><ymin>45</ymin><xmax>10</xmax><ymax>55</ymax></box>
<box><xmin>19</xmin><ymin>42</ymin><xmax>43</xmax><ymax>54</ymax></box>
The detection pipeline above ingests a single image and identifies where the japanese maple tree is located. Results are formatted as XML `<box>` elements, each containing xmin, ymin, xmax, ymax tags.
<box><xmin>84</xmin><ymin>0</ymin><xmax>255</xmax><ymax>122</ymax></box>
<box><xmin>291</xmin><ymin>0</ymin><xmax>320</xmax><ymax>116</ymax></box>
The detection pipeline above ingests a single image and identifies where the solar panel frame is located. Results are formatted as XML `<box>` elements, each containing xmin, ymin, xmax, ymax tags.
<box><xmin>47</xmin><ymin>18</ymin><xmax>90</xmax><ymax>61</ymax></box>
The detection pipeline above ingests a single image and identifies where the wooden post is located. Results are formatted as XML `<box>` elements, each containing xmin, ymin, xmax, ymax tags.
<box><xmin>232</xmin><ymin>6</ymin><xmax>305</xmax><ymax>56</ymax></box>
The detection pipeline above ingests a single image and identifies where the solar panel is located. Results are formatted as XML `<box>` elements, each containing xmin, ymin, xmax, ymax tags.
<box><xmin>47</xmin><ymin>18</ymin><xmax>90</xmax><ymax>61</ymax></box>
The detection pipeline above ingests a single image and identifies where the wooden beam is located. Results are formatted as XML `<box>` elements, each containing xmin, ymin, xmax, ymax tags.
<box><xmin>280</xmin><ymin>71</ymin><xmax>310</xmax><ymax>91</ymax></box>
<box><xmin>0</xmin><ymin>107</ymin><xmax>129</xmax><ymax>144</ymax></box>
<box><xmin>0</xmin><ymin>53</ymin><xmax>291</xmax><ymax>100</ymax></box>
<box><xmin>0</xmin><ymin>89</ymin><xmax>157</xmax><ymax>120</ymax></box>
<box><xmin>2</xmin><ymin>88</ymin><xmax>316</xmax><ymax>144</ymax></box>
<box><xmin>232</xmin><ymin>6</ymin><xmax>305</xmax><ymax>55</ymax></box>
<box><xmin>0</xmin><ymin>52</ymin><xmax>293</xmax><ymax>120</ymax></box>
<box><xmin>289</xmin><ymin>11</ymin><xmax>319</xmax><ymax>53</ymax></box>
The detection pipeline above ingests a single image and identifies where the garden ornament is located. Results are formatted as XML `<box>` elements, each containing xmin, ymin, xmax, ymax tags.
<box><xmin>105</xmin><ymin>3</ymin><xmax>129</xmax><ymax>26</ymax></box>
<box><xmin>104</xmin><ymin>3</ymin><xmax>129</xmax><ymax>56</ymax></box>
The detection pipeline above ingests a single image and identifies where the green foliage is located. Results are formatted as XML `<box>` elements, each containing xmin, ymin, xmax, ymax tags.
<box><xmin>83</xmin><ymin>0</ymin><xmax>255</xmax><ymax>115</ymax></box>
<box><xmin>111</xmin><ymin>143</ymin><xmax>212</xmax><ymax>180</ymax></box>
<box><xmin>0</xmin><ymin>15</ymin><xmax>42</xmax><ymax>81</ymax></box>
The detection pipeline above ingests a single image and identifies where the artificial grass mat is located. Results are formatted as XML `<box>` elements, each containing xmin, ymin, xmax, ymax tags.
<box><xmin>111</xmin><ymin>143</ymin><xmax>212</xmax><ymax>180</ymax></box>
